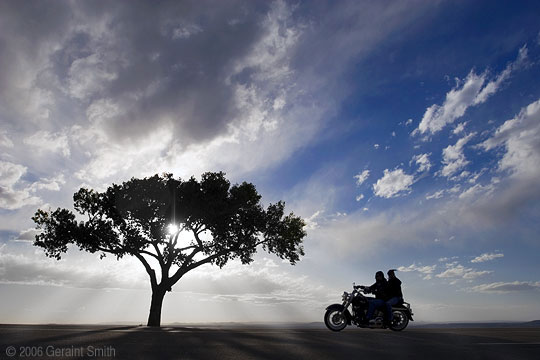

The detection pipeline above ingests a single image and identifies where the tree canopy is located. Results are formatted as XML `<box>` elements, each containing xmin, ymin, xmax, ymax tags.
<box><xmin>32</xmin><ymin>172</ymin><xmax>306</xmax><ymax>326</ymax></box>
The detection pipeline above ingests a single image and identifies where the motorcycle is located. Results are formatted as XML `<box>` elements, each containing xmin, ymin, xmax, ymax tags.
<box><xmin>324</xmin><ymin>283</ymin><xmax>414</xmax><ymax>332</ymax></box>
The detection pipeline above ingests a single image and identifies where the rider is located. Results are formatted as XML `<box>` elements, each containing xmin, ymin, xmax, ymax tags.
<box><xmin>386</xmin><ymin>269</ymin><xmax>403</xmax><ymax>324</ymax></box>
<box><xmin>364</xmin><ymin>271</ymin><xmax>389</xmax><ymax>325</ymax></box>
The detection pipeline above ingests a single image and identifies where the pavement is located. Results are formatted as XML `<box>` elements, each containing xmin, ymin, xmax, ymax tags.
<box><xmin>1</xmin><ymin>324</ymin><xmax>539</xmax><ymax>360</ymax></box>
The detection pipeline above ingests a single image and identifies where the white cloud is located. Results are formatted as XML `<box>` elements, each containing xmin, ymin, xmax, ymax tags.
<box><xmin>411</xmin><ymin>153</ymin><xmax>432</xmax><ymax>172</ymax></box>
<box><xmin>73</xmin><ymin>121</ymin><xmax>175</xmax><ymax>181</ymax></box>
<box><xmin>23</xmin><ymin>131</ymin><xmax>70</xmax><ymax>157</ymax></box>
<box><xmin>304</xmin><ymin>211</ymin><xmax>322</xmax><ymax>230</ymax></box>
<box><xmin>439</xmin><ymin>132</ymin><xmax>475</xmax><ymax>178</ymax></box>
<box><xmin>374</xmin><ymin>144</ymin><xmax>380</xmax><ymax>149</ymax></box>
<box><xmin>416</xmin><ymin>72</ymin><xmax>485</xmax><ymax>135</ymax></box>
<box><xmin>468</xmin><ymin>281</ymin><xmax>540</xmax><ymax>293</ymax></box>
<box><xmin>397</xmin><ymin>263</ymin><xmax>436</xmax><ymax>275</ymax></box>
<box><xmin>452</xmin><ymin>122</ymin><xmax>466</xmax><ymax>134</ymax></box>
<box><xmin>436</xmin><ymin>262</ymin><xmax>491</xmax><ymax>280</ymax></box>
<box><xmin>354</xmin><ymin>170</ymin><xmax>370</xmax><ymax>185</ymax></box>
<box><xmin>473</xmin><ymin>45</ymin><xmax>528</xmax><ymax>105</ymax></box>
<box><xmin>426</xmin><ymin>190</ymin><xmax>444</xmax><ymax>200</ymax></box>
<box><xmin>471</xmin><ymin>252</ymin><xmax>504</xmax><ymax>263</ymax></box>
<box><xmin>355</xmin><ymin>194</ymin><xmax>364</xmax><ymax>201</ymax></box>
<box><xmin>29</xmin><ymin>174</ymin><xmax>66</xmax><ymax>192</ymax></box>
<box><xmin>0</xmin><ymin>161</ymin><xmax>26</xmax><ymax>187</ymax></box>
<box><xmin>415</xmin><ymin>47</ymin><xmax>528</xmax><ymax>135</ymax></box>
<box><xmin>458</xmin><ymin>183</ymin><xmax>496</xmax><ymax>199</ymax></box>
<box><xmin>0</xmin><ymin>188</ymin><xmax>40</xmax><ymax>210</ymax></box>
<box><xmin>373</xmin><ymin>168</ymin><xmax>415</xmax><ymax>198</ymax></box>
<box><xmin>12</xmin><ymin>228</ymin><xmax>41</xmax><ymax>242</ymax></box>
<box><xmin>438</xmin><ymin>256</ymin><xmax>459</xmax><ymax>262</ymax></box>
<box><xmin>0</xmin><ymin>161</ymin><xmax>40</xmax><ymax>210</ymax></box>
<box><xmin>481</xmin><ymin>98</ymin><xmax>540</xmax><ymax>180</ymax></box>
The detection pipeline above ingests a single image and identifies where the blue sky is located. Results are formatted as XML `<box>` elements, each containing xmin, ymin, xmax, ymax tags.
<box><xmin>1</xmin><ymin>0</ymin><xmax>539</xmax><ymax>324</ymax></box>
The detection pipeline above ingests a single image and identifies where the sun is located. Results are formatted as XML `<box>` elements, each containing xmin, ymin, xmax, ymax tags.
<box><xmin>167</xmin><ymin>223</ymin><xmax>179</xmax><ymax>235</ymax></box>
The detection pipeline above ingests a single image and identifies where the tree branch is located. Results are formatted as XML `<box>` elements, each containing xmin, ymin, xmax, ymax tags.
<box><xmin>169</xmin><ymin>246</ymin><xmax>204</xmax><ymax>284</ymax></box>
<box><xmin>151</xmin><ymin>241</ymin><xmax>164</xmax><ymax>262</ymax></box>
<box><xmin>168</xmin><ymin>238</ymin><xmax>270</xmax><ymax>286</ymax></box>
<box><xmin>176</xmin><ymin>245</ymin><xmax>198</xmax><ymax>252</ymax></box>
<box><xmin>140</xmin><ymin>249</ymin><xmax>163</xmax><ymax>262</ymax></box>
<box><xmin>192</xmin><ymin>228</ymin><xmax>204</xmax><ymax>248</ymax></box>
<box><xmin>134</xmin><ymin>253</ymin><xmax>158</xmax><ymax>288</ymax></box>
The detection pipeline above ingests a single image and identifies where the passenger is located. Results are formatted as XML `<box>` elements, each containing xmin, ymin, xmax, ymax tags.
<box><xmin>364</xmin><ymin>271</ymin><xmax>389</xmax><ymax>325</ymax></box>
<box><xmin>386</xmin><ymin>269</ymin><xmax>404</xmax><ymax>324</ymax></box>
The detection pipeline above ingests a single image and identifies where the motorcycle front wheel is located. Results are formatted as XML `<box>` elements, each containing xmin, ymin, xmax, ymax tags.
<box><xmin>389</xmin><ymin>310</ymin><xmax>409</xmax><ymax>331</ymax></box>
<box><xmin>324</xmin><ymin>309</ymin><xmax>347</xmax><ymax>332</ymax></box>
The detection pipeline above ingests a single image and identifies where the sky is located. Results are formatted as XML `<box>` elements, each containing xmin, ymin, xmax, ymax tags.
<box><xmin>1</xmin><ymin>0</ymin><xmax>540</xmax><ymax>324</ymax></box>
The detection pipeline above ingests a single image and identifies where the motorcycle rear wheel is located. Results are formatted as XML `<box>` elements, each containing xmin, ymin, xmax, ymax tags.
<box><xmin>324</xmin><ymin>309</ymin><xmax>347</xmax><ymax>332</ymax></box>
<box><xmin>389</xmin><ymin>310</ymin><xmax>409</xmax><ymax>331</ymax></box>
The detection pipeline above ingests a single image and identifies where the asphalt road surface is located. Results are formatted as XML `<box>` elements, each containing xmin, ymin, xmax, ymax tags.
<box><xmin>1</xmin><ymin>325</ymin><xmax>539</xmax><ymax>360</ymax></box>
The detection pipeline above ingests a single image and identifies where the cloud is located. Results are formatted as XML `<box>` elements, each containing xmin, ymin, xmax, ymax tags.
<box><xmin>0</xmin><ymin>131</ymin><xmax>14</xmax><ymax>148</ymax></box>
<box><xmin>452</xmin><ymin>122</ymin><xmax>466</xmax><ymax>135</ymax></box>
<box><xmin>436</xmin><ymin>262</ymin><xmax>492</xmax><ymax>280</ymax></box>
<box><xmin>471</xmin><ymin>252</ymin><xmax>504</xmax><ymax>263</ymax></box>
<box><xmin>398</xmin><ymin>263</ymin><xmax>436</xmax><ymax>280</ymax></box>
<box><xmin>28</xmin><ymin>174</ymin><xmax>66</xmax><ymax>192</ymax></box>
<box><xmin>415</xmin><ymin>46</ymin><xmax>528</xmax><ymax>135</ymax></box>
<box><xmin>23</xmin><ymin>131</ymin><xmax>70</xmax><ymax>157</ymax></box>
<box><xmin>481</xmin><ymin>98</ymin><xmax>540</xmax><ymax>180</ymax></box>
<box><xmin>411</xmin><ymin>153</ymin><xmax>432</xmax><ymax>172</ymax></box>
<box><xmin>468</xmin><ymin>281</ymin><xmax>540</xmax><ymax>293</ymax></box>
<box><xmin>416</xmin><ymin>72</ymin><xmax>485</xmax><ymax>135</ymax></box>
<box><xmin>398</xmin><ymin>263</ymin><xmax>436</xmax><ymax>274</ymax></box>
<box><xmin>0</xmin><ymin>188</ymin><xmax>41</xmax><ymax>211</ymax></box>
<box><xmin>0</xmin><ymin>0</ymin><xmax>439</xmax><ymax>191</ymax></box>
<box><xmin>0</xmin><ymin>161</ymin><xmax>26</xmax><ymax>187</ymax></box>
<box><xmin>426</xmin><ymin>190</ymin><xmax>444</xmax><ymax>200</ymax></box>
<box><xmin>354</xmin><ymin>170</ymin><xmax>370</xmax><ymax>185</ymax></box>
<box><xmin>355</xmin><ymin>194</ymin><xmax>365</xmax><ymax>201</ymax></box>
<box><xmin>171</xmin><ymin>24</ymin><xmax>203</xmax><ymax>40</ymax></box>
<box><xmin>439</xmin><ymin>132</ymin><xmax>476</xmax><ymax>178</ymax></box>
<box><xmin>473</xmin><ymin>45</ymin><xmax>529</xmax><ymax>105</ymax></box>
<box><xmin>304</xmin><ymin>211</ymin><xmax>322</xmax><ymax>230</ymax></box>
<box><xmin>438</xmin><ymin>256</ymin><xmax>459</xmax><ymax>262</ymax></box>
<box><xmin>0</xmin><ymin>161</ymin><xmax>40</xmax><ymax>210</ymax></box>
<box><xmin>12</xmin><ymin>228</ymin><xmax>41</xmax><ymax>242</ymax></box>
<box><xmin>373</xmin><ymin>168</ymin><xmax>415</xmax><ymax>198</ymax></box>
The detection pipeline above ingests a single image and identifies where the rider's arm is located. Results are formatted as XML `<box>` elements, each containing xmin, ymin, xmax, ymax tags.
<box><xmin>366</xmin><ymin>282</ymin><xmax>377</xmax><ymax>293</ymax></box>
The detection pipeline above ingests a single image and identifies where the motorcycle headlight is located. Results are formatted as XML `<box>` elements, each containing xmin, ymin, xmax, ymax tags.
<box><xmin>342</xmin><ymin>292</ymin><xmax>349</xmax><ymax>301</ymax></box>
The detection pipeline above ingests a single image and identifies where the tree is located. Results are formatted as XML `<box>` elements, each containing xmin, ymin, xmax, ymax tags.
<box><xmin>32</xmin><ymin>172</ymin><xmax>306</xmax><ymax>327</ymax></box>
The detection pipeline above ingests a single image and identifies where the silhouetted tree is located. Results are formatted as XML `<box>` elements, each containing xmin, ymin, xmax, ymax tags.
<box><xmin>32</xmin><ymin>172</ymin><xmax>306</xmax><ymax>327</ymax></box>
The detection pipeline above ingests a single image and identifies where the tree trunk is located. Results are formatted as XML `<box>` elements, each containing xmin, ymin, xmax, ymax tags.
<box><xmin>147</xmin><ymin>287</ymin><xmax>166</xmax><ymax>327</ymax></box>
